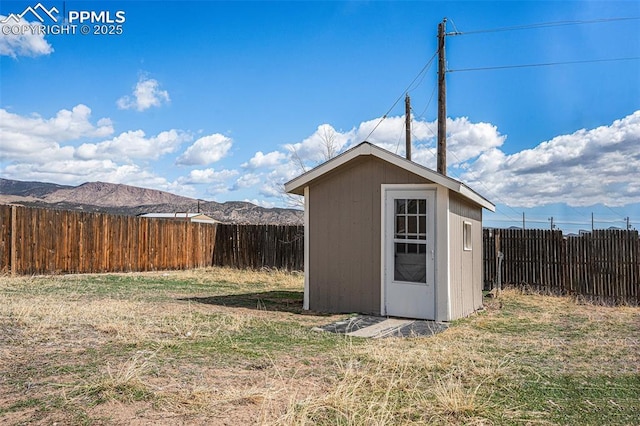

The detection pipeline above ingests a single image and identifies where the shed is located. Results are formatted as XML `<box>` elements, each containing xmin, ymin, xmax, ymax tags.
<box><xmin>284</xmin><ymin>142</ymin><xmax>495</xmax><ymax>321</ymax></box>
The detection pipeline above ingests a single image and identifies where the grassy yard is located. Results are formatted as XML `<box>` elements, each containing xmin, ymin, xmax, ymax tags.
<box><xmin>0</xmin><ymin>268</ymin><xmax>638</xmax><ymax>425</ymax></box>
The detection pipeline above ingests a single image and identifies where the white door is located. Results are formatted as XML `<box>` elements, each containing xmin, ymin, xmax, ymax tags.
<box><xmin>383</xmin><ymin>189</ymin><xmax>435</xmax><ymax>320</ymax></box>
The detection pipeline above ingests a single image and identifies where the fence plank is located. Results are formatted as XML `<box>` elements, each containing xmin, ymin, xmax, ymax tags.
<box><xmin>487</xmin><ymin>228</ymin><xmax>639</xmax><ymax>305</ymax></box>
<box><xmin>212</xmin><ymin>224</ymin><xmax>304</xmax><ymax>271</ymax></box>
<box><xmin>1</xmin><ymin>205</ymin><xmax>637</xmax><ymax>304</ymax></box>
<box><xmin>0</xmin><ymin>206</ymin><xmax>217</xmax><ymax>275</ymax></box>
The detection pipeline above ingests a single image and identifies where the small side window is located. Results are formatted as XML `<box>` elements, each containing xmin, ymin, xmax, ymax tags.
<box><xmin>463</xmin><ymin>221</ymin><xmax>472</xmax><ymax>251</ymax></box>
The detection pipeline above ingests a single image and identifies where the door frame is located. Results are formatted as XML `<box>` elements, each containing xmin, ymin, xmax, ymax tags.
<box><xmin>380</xmin><ymin>184</ymin><xmax>438</xmax><ymax>318</ymax></box>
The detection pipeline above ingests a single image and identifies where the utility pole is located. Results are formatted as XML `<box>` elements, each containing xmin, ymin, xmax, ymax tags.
<box><xmin>405</xmin><ymin>93</ymin><xmax>412</xmax><ymax>161</ymax></box>
<box><xmin>591</xmin><ymin>212</ymin><xmax>594</xmax><ymax>231</ymax></box>
<box><xmin>549</xmin><ymin>217</ymin><xmax>555</xmax><ymax>231</ymax></box>
<box><xmin>625</xmin><ymin>216</ymin><xmax>631</xmax><ymax>230</ymax></box>
<box><xmin>437</xmin><ymin>18</ymin><xmax>447</xmax><ymax>176</ymax></box>
<box><xmin>522</xmin><ymin>212</ymin><xmax>525</xmax><ymax>230</ymax></box>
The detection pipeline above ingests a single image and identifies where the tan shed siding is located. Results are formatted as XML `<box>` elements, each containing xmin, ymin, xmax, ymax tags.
<box><xmin>308</xmin><ymin>156</ymin><xmax>429</xmax><ymax>314</ymax></box>
<box><xmin>449</xmin><ymin>206</ymin><xmax>463</xmax><ymax>319</ymax></box>
<box><xmin>448</xmin><ymin>194</ymin><xmax>483</xmax><ymax>319</ymax></box>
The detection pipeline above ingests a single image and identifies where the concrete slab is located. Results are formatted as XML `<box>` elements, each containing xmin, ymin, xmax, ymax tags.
<box><xmin>346</xmin><ymin>318</ymin><xmax>412</xmax><ymax>338</ymax></box>
<box><xmin>315</xmin><ymin>315</ymin><xmax>448</xmax><ymax>338</ymax></box>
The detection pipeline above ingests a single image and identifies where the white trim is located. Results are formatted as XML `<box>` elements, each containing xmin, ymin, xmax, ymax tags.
<box><xmin>434</xmin><ymin>186</ymin><xmax>451</xmax><ymax>321</ymax></box>
<box><xmin>285</xmin><ymin>142</ymin><xmax>495</xmax><ymax>212</ymax></box>
<box><xmin>380</xmin><ymin>185</ymin><xmax>387</xmax><ymax>316</ymax></box>
<box><xmin>285</xmin><ymin>145</ymin><xmax>369</xmax><ymax>195</ymax></box>
<box><xmin>463</xmin><ymin>221</ymin><xmax>473</xmax><ymax>251</ymax></box>
<box><xmin>303</xmin><ymin>186</ymin><xmax>310</xmax><ymax>311</ymax></box>
<box><xmin>381</xmin><ymin>184</ymin><xmax>438</xmax><ymax>319</ymax></box>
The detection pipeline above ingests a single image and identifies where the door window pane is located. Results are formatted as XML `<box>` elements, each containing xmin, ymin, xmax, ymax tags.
<box><xmin>395</xmin><ymin>216</ymin><xmax>405</xmax><ymax>236</ymax></box>
<box><xmin>393</xmin><ymin>197</ymin><xmax>428</xmax><ymax>283</ymax></box>
<box><xmin>408</xmin><ymin>199</ymin><xmax>418</xmax><ymax>214</ymax></box>
<box><xmin>418</xmin><ymin>199</ymin><xmax>426</xmax><ymax>214</ymax></box>
<box><xmin>395</xmin><ymin>244</ymin><xmax>426</xmax><ymax>283</ymax></box>
<box><xmin>408</xmin><ymin>216</ymin><xmax>417</xmax><ymax>234</ymax></box>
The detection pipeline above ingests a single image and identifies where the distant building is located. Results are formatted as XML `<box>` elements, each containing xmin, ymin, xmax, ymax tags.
<box><xmin>137</xmin><ymin>212</ymin><xmax>218</xmax><ymax>224</ymax></box>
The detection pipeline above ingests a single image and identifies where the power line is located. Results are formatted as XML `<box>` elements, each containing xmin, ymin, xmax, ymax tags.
<box><xmin>602</xmin><ymin>204</ymin><xmax>628</xmax><ymax>220</ymax></box>
<box><xmin>404</xmin><ymin>105</ymin><xmax>537</xmax><ymax>227</ymax></box>
<box><xmin>448</xmin><ymin>16</ymin><xmax>640</xmax><ymax>36</ymax></box>
<box><xmin>414</xmin><ymin>83</ymin><xmax>438</xmax><ymax>121</ymax></box>
<box><xmin>448</xmin><ymin>57</ymin><xmax>640</xmax><ymax>73</ymax></box>
<box><xmin>364</xmin><ymin>50</ymin><xmax>438</xmax><ymax>142</ymax></box>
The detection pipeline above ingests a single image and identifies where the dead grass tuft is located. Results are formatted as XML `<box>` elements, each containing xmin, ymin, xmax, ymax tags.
<box><xmin>69</xmin><ymin>350</ymin><xmax>157</xmax><ymax>405</ymax></box>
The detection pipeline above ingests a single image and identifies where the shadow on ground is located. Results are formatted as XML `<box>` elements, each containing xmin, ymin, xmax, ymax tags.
<box><xmin>179</xmin><ymin>291</ymin><xmax>330</xmax><ymax>316</ymax></box>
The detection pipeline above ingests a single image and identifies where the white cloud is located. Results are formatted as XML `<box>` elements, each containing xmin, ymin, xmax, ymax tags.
<box><xmin>0</xmin><ymin>15</ymin><xmax>54</xmax><ymax>57</ymax></box>
<box><xmin>462</xmin><ymin>111</ymin><xmax>640</xmax><ymax>207</ymax></box>
<box><xmin>176</xmin><ymin>134</ymin><xmax>233</xmax><ymax>166</ymax></box>
<box><xmin>75</xmin><ymin>129</ymin><xmax>189</xmax><ymax>161</ymax></box>
<box><xmin>117</xmin><ymin>76</ymin><xmax>170</xmax><ymax>111</ymax></box>
<box><xmin>242</xmin><ymin>150</ymin><xmax>287</xmax><ymax>169</ymax></box>
<box><xmin>243</xmin><ymin>198</ymin><xmax>276</xmax><ymax>208</ymax></box>
<box><xmin>233</xmin><ymin>173</ymin><xmax>261</xmax><ymax>189</ymax></box>
<box><xmin>0</xmin><ymin>105</ymin><xmax>113</xmax><ymax>162</ymax></box>
<box><xmin>1</xmin><ymin>104</ymin><xmax>113</xmax><ymax>141</ymax></box>
<box><xmin>242</xmin><ymin>116</ymin><xmax>505</xmax><ymax>204</ymax></box>
<box><xmin>444</xmin><ymin>117</ymin><xmax>506</xmax><ymax>165</ymax></box>
<box><xmin>2</xmin><ymin>158</ymin><xmax>195</xmax><ymax>196</ymax></box>
<box><xmin>0</xmin><ymin>104</ymin><xmax>194</xmax><ymax>196</ymax></box>
<box><xmin>279</xmin><ymin>117</ymin><xmax>505</xmax><ymax>174</ymax></box>
<box><xmin>284</xmin><ymin>124</ymin><xmax>351</xmax><ymax>170</ymax></box>
<box><xmin>179</xmin><ymin>168</ymin><xmax>239</xmax><ymax>184</ymax></box>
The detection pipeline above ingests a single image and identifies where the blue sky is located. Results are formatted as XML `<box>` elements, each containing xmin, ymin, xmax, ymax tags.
<box><xmin>1</xmin><ymin>0</ymin><xmax>639</xmax><ymax>233</ymax></box>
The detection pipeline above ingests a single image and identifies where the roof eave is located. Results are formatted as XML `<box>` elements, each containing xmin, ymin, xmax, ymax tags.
<box><xmin>284</xmin><ymin>141</ymin><xmax>495</xmax><ymax>211</ymax></box>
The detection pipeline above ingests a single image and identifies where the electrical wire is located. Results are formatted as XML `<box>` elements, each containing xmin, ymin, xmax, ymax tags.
<box><xmin>602</xmin><ymin>204</ymin><xmax>629</xmax><ymax>222</ymax></box>
<box><xmin>406</xmin><ymin>115</ymin><xmax>612</xmax><ymax>231</ymax></box>
<box><xmin>403</xmin><ymin>120</ymin><xmax>524</xmax><ymax>226</ymax></box>
<box><xmin>367</xmin><ymin>17</ymin><xmax>637</xmax><ymax>230</ymax></box>
<box><xmin>448</xmin><ymin>57</ymin><xmax>640</xmax><ymax>73</ymax></box>
<box><xmin>448</xmin><ymin>17</ymin><xmax>640</xmax><ymax>36</ymax></box>
<box><xmin>364</xmin><ymin>50</ymin><xmax>438</xmax><ymax>142</ymax></box>
<box><xmin>415</xmin><ymin>83</ymin><xmax>438</xmax><ymax>121</ymax></box>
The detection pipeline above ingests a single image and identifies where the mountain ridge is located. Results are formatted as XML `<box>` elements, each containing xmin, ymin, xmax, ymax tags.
<box><xmin>0</xmin><ymin>178</ymin><xmax>303</xmax><ymax>225</ymax></box>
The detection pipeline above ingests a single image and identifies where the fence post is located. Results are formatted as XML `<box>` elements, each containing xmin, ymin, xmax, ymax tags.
<box><xmin>10</xmin><ymin>205</ymin><xmax>17</xmax><ymax>276</ymax></box>
<box><xmin>494</xmin><ymin>229</ymin><xmax>502</xmax><ymax>293</ymax></box>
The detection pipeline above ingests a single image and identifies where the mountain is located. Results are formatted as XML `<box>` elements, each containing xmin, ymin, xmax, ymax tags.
<box><xmin>0</xmin><ymin>178</ymin><xmax>73</xmax><ymax>198</ymax></box>
<box><xmin>43</xmin><ymin>181</ymin><xmax>196</xmax><ymax>207</ymax></box>
<box><xmin>0</xmin><ymin>178</ymin><xmax>303</xmax><ymax>225</ymax></box>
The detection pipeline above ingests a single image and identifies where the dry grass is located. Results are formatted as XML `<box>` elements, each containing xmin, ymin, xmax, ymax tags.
<box><xmin>1</xmin><ymin>270</ymin><xmax>638</xmax><ymax>425</ymax></box>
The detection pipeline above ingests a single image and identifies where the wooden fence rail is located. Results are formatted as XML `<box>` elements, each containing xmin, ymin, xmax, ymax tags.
<box><xmin>213</xmin><ymin>224</ymin><xmax>304</xmax><ymax>271</ymax></box>
<box><xmin>0</xmin><ymin>205</ymin><xmax>217</xmax><ymax>275</ymax></box>
<box><xmin>1</xmin><ymin>205</ymin><xmax>638</xmax><ymax>304</ymax></box>
<box><xmin>0</xmin><ymin>205</ymin><xmax>304</xmax><ymax>275</ymax></box>
<box><xmin>484</xmin><ymin>228</ymin><xmax>640</xmax><ymax>305</ymax></box>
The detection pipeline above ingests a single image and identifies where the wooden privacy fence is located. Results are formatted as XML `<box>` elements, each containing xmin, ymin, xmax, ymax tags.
<box><xmin>0</xmin><ymin>205</ymin><xmax>217</xmax><ymax>275</ymax></box>
<box><xmin>484</xmin><ymin>228</ymin><xmax>640</xmax><ymax>304</ymax></box>
<box><xmin>213</xmin><ymin>224</ymin><xmax>304</xmax><ymax>271</ymax></box>
<box><xmin>2</xmin><ymin>204</ymin><xmax>638</xmax><ymax>304</ymax></box>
